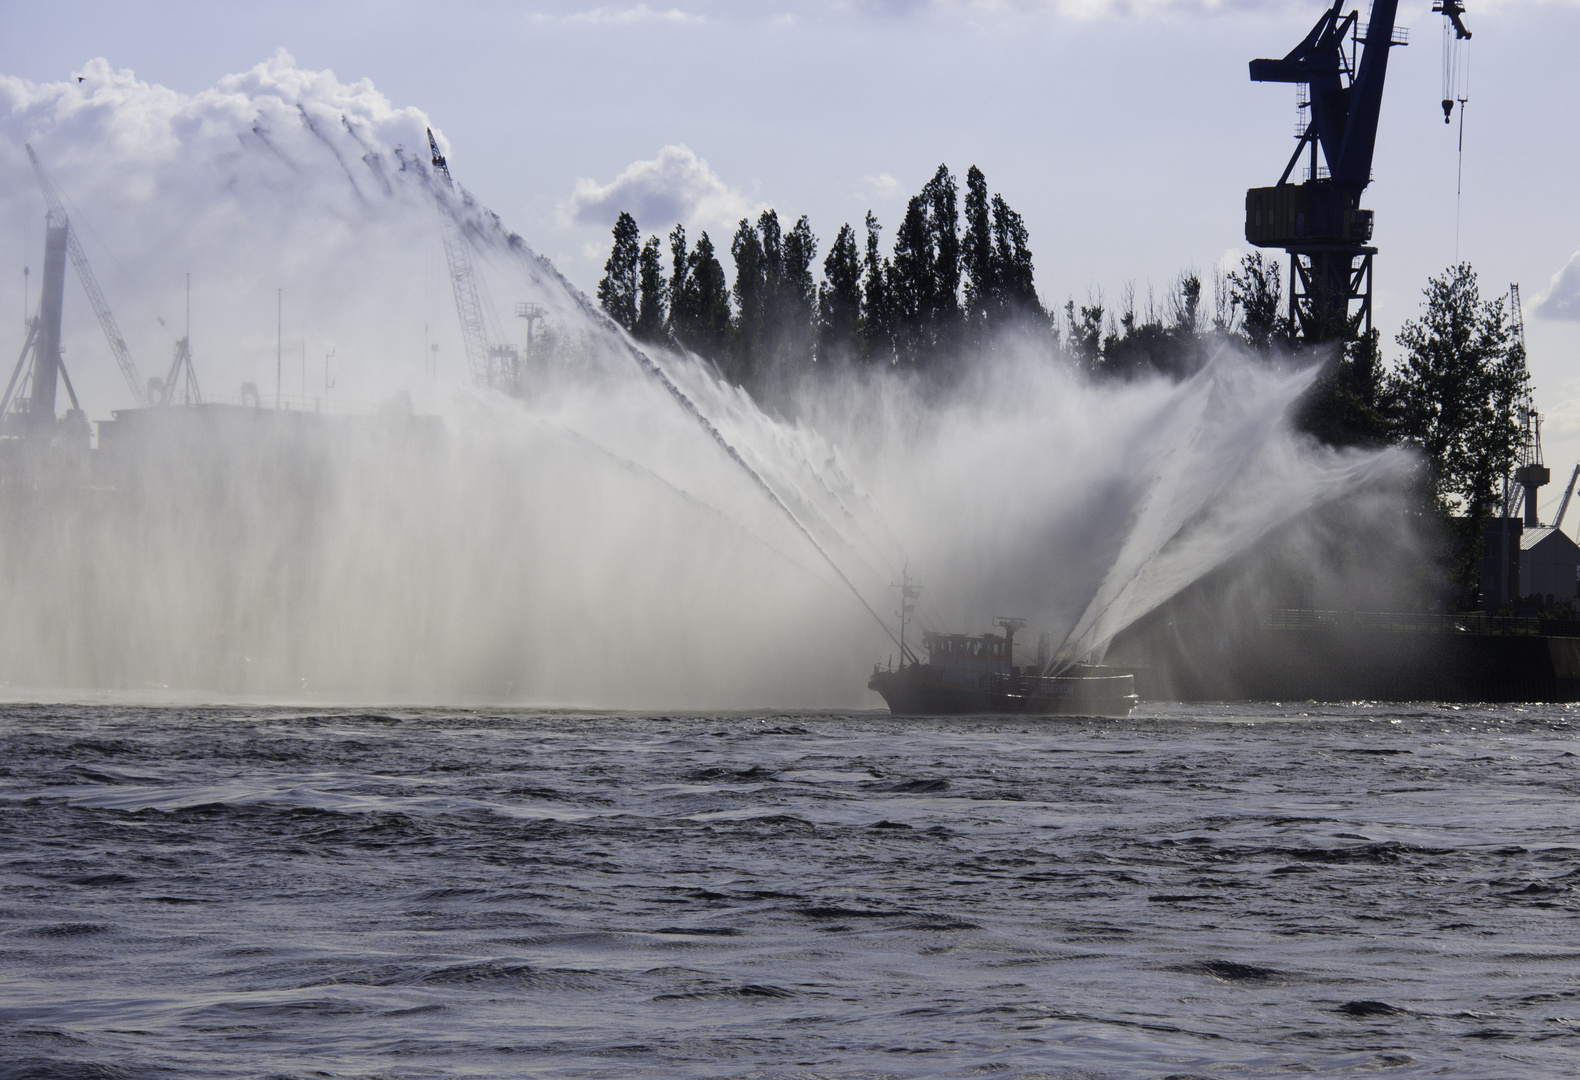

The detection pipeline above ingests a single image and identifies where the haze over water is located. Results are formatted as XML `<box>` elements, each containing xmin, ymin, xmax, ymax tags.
<box><xmin>3</xmin><ymin>703</ymin><xmax>1578</xmax><ymax>1078</ymax></box>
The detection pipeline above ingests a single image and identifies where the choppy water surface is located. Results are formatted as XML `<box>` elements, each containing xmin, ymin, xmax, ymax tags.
<box><xmin>2</xmin><ymin>703</ymin><xmax>1579</xmax><ymax>1078</ymax></box>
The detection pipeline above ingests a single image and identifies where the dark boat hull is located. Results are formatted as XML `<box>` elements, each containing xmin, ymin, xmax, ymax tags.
<box><xmin>868</xmin><ymin>665</ymin><xmax>1138</xmax><ymax>718</ymax></box>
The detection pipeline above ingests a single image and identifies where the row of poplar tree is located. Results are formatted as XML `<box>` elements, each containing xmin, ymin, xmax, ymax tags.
<box><xmin>595</xmin><ymin>165</ymin><xmax>1320</xmax><ymax>395</ymax></box>
<box><xmin>597</xmin><ymin>180</ymin><xmax>1530</xmax><ymax>597</ymax></box>
<box><xmin>595</xmin><ymin>165</ymin><xmax>1043</xmax><ymax>394</ymax></box>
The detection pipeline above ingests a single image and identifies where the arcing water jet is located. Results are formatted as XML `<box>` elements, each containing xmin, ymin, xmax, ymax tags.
<box><xmin>0</xmin><ymin>56</ymin><xmax>1417</xmax><ymax>706</ymax></box>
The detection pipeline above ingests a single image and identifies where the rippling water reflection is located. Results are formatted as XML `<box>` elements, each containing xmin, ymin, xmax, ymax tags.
<box><xmin>2</xmin><ymin>703</ymin><xmax>1578</xmax><ymax>1078</ymax></box>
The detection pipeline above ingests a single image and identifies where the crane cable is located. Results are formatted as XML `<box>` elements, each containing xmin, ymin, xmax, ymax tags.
<box><xmin>1453</xmin><ymin>38</ymin><xmax>1470</xmax><ymax>260</ymax></box>
<box><xmin>1439</xmin><ymin>5</ymin><xmax>1472</xmax><ymax>258</ymax></box>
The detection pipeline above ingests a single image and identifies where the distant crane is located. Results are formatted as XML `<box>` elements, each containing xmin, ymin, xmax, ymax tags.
<box><xmin>427</xmin><ymin>129</ymin><xmax>495</xmax><ymax>390</ymax></box>
<box><xmin>0</xmin><ymin>199</ymin><xmax>86</xmax><ymax>432</ymax></box>
<box><xmin>25</xmin><ymin>145</ymin><xmax>148</xmax><ymax>407</ymax></box>
<box><xmin>1244</xmin><ymin>1</ymin><xmax>1406</xmax><ymax>343</ymax></box>
<box><xmin>1507</xmin><ymin>283</ymin><xmax>1549</xmax><ymax>527</ymax></box>
<box><xmin>1552</xmin><ymin>464</ymin><xmax>1580</xmax><ymax>533</ymax></box>
<box><xmin>154</xmin><ymin>273</ymin><xmax>201</xmax><ymax>406</ymax></box>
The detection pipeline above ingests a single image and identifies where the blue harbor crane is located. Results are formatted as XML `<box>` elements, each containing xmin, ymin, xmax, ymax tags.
<box><xmin>1244</xmin><ymin>0</ymin><xmax>1406</xmax><ymax>342</ymax></box>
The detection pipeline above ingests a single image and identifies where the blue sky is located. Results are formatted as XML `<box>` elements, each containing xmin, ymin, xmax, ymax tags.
<box><xmin>3</xmin><ymin>0</ymin><xmax>1579</xmax><ymax>497</ymax></box>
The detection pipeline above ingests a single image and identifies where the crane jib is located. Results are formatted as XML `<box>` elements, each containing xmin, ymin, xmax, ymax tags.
<box><xmin>25</xmin><ymin>144</ymin><xmax>149</xmax><ymax>409</ymax></box>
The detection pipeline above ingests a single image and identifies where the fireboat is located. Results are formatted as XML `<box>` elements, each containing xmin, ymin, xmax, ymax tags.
<box><xmin>866</xmin><ymin>576</ymin><xmax>1138</xmax><ymax>717</ymax></box>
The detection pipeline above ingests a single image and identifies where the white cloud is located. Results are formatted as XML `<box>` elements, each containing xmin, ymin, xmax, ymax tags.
<box><xmin>859</xmin><ymin>173</ymin><xmax>903</xmax><ymax>200</ymax></box>
<box><xmin>0</xmin><ymin>53</ymin><xmax>481</xmax><ymax>409</ymax></box>
<box><xmin>839</xmin><ymin>0</ymin><xmax>1277</xmax><ymax>16</ymax></box>
<box><xmin>532</xmin><ymin>5</ymin><xmax>706</xmax><ymax>26</ymax></box>
<box><xmin>833</xmin><ymin>0</ymin><xmax>1456</xmax><ymax>18</ymax></box>
<box><xmin>1535</xmin><ymin>249</ymin><xmax>1580</xmax><ymax>322</ymax></box>
<box><xmin>562</xmin><ymin>145</ymin><xmax>754</xmax><ymax>232</ymax></box>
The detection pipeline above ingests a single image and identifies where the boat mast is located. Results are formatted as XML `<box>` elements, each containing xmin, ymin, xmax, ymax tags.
<box><xmin>894</xmin><ymin>569</ymin><xmax>922</xmax><ymax>667</ymax></box>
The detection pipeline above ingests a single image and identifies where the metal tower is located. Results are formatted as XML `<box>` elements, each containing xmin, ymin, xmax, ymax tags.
<box><xmin>25</xmin><ymin>145</ymin><xmax>148</xmax><ymax>406</ymax></box>
<box><xmin>1507</xmin><ymin>284</ymin><xmax>1548</xmax><ymax>527</ymax></box>
<box><xmin>1245</xmin><ymin>1</ymin><xmax>1406</xmax><ymax>343</ymax></box>
<box><xmin>0</xmin><ymin>221</ymin><xmax>86</xmax><ymax>435</ymax></box>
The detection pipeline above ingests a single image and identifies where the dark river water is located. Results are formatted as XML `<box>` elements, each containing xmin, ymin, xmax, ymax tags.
<box><xmin>2</xmin><ymin>703</ymin><xmax>1578</xmax><ymax>1079</ymax></box>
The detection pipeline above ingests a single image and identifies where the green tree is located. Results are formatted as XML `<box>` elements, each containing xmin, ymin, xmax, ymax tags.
<box><xmin>990</xmin><ymin>193</ymin><xmax>1039</xmax><ymax>317</ymax></box>
<box><xmin>961</xmin><ymin>166</ymin><xmax>996</xmax><ymax>337</ymax></box>
<box><xmin>889</xmin><ymin>165</ymin><xmax>963</xmax><ymax>367</ymax></box>
<box><xmin>729</xmin><ymin>217</ymin><xmax>767</xmax><ymax>387</ymax></box>
<box><xmin>819</xmin><ymin>223</ymin><xmax>863</xmax><ymax>363</ymax></box>
<box><xmin>1295</xmin><ymin>329</ymin><xmax>1390</xmax><ymax>449</ymax></box>
<box><xmin>861</xmin><ymin>211</ymin><xmax>894</xmax><ymax>365</ymax></box>
<box><xmin>1388</xmin><ymin>263</ymin><xmax>1528</xmax><ymax>588</ymax></box>
<box><xmin>634</xmin><ymin>234</ymin><xmax>667</xmax><ymax>344</ymax></box>
<box><xmin>1065</xmin><ymin>297</ymin><xmax>1105</xmax><ymax>374</ymax></box>
<box><xmin>596</xmin><ymin>211</ymin><xmax>641</xmax><ymax>333</ymax></box>
<box><xmin>890</xmin><ymin>194</ymin><xmax>933</xmax><ymax>365</ymax></box>
<box><xmin>670</xmin><ymin>229</ymin><xmax>730</xmax><ymax>361</ymax></box>
<box><xmin>1226</xmin><ymin>252</ymin><xmax>1287</xmax><ymax>354</ymax></box>
<box><xmin>779</xmin><ymin>214</ymin><xmax>818</xmax><ymax>369</ymax></box>
<box><xmin>666</xmin><ymin>223</ymin><xmax>690</xmax><ymax>343</ymax></box>
<box><xmin>927</xmin><ymin>165</ymin><xmax>961</xmax><ymax>354</ymax></box>
<box><xmin>688</xmin><ymin>232</ymin><xmax>732</xmax><ymax>360</ymax></box>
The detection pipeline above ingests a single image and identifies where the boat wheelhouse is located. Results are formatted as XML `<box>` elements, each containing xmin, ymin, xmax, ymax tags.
<box><xmin>868</xmin><ymin>617</ymin><xmax>1137</xmax><ymax>718</ymax></box>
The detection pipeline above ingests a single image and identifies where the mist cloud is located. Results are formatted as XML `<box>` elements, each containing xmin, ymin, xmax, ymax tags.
<box><xmin>0</xmin><ymin>50</ymin><xmax>1413</xmax><ymax>706</ymax></box>
<box><xmin>563</xmin><ymin>144</ymin><xmax>755</xmax><ymax>232</ymax></box>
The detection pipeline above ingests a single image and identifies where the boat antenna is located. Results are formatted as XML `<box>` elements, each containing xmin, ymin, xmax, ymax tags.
<box><xmin>893</xmin><ymin>568</ymin><xmax>922</xmax><ymax>667</ymax></box>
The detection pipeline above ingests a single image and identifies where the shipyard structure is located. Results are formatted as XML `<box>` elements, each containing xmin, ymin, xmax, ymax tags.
<box><xmin>1103</xmin><ymin>1</ymin><xmax>1580</xmax><ymax>703</ymax></box>
<box><xmin>0</xmin><ymin>147</ymin><xmax>449</xmax><ymax>696</ymax></box>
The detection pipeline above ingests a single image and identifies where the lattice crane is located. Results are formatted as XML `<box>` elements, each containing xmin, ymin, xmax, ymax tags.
<box><xmin>1244</xmin><ymin>1</ymin><xmax>1405</xmax><ymax>342</ymax></box>
<box><xmin>1507</xmin><ymin>283</ymin><xmax>1550</xmax><ymax>526</ymax></box>
<box><xmin>25</xmin><ymin>145</ymin><xmax>148</xmax><ymax>407</ymax></box>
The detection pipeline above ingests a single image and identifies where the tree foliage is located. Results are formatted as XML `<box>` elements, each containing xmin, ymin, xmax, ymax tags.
<box><xmin>1226</xmin><ymin>252</ymin><xmax>1288</xmax><ymax>354</ymax></box>
<box><xmin>589</xmin><ymin>199</ymin><xmax>1536</xmax><ymax>606</ymax></box>
<box><xmin>595</xmin><ymin>165</ymin><xmax>1046</xmax><ymax>394</ymax></box>
<box><xmin>818</xmin><ymin>223</ymin><xmax>863</xmax><ymax>363</ymax></box>
<box><xmin>633</xmin><ymin>234</ymin><xmax>667</xmax><ymax>344</ymax></box>
<box><xmin>667</xmin><ymin>225</ymin><xmax>729</xmax><ymax>359</ymax></box>
<box><xmin>595</xmin><ymin>211</ymin><xmax>640</xmax><ymax>333</ymax></box>
<box><xmin>1388</xmin><ymin>264</ymin><xmax>1527</xmax><ymax>585</ymax></box>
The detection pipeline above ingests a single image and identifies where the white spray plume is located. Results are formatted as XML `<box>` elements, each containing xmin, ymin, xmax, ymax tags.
<box><xmin>0</xmin><ymin>55</ymin><xmax>1414</xmax><ymax>706</ymax></box>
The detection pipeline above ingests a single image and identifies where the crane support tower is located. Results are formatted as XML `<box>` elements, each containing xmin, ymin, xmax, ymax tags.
<box><xmin>25</xmin><ymin>145</ymin><xmax>148</xmax><ymax>407</ymax></box>
<box><xmin>0</xmin><ymin>219</ymin><xmax>87</xmax><ymax>436</ymax></box>
<box><xmin>1245</xmin><ymin>1</ymin><xmax>1405</xmax><ymax>343</ymax></box>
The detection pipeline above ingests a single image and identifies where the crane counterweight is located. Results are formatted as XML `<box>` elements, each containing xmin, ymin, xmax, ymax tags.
<box><xmin>1245</xmin><ymin>1</ymin><xmax>1403</xmax><ymax>343</ymax></box>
